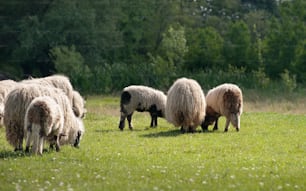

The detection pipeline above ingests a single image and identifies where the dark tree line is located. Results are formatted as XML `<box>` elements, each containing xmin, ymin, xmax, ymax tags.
<box><xmin>0</xmin><ymin>0</ymin><xmax>305</xmax><ymax>93</ymax></box>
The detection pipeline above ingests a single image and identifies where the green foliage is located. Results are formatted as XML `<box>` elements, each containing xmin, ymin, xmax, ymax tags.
<box><xmin>292</xmin><ymin>40</ymin><xmax>306</xmax><ymax>82</ymax></box>
<box><xmin>223</xmin><ymin>21</ymin><xmax>252</xmax><ymax>69</ymax></box>
<box><xmin>50</xmin><ymin>45</ymin><xmax>92</xmax><ymax>92</ymax></box>
<box><xmin>185</xmin><ymin>27</ymin><xmax>224</xmax><ymax>71</ymax></box>
<box><xmin>280</xmin><ymin>69</ymin><xmax>297</xmax><ymax>92</ymax></box>
<box><xmin>0</xmin><ymin>97</ymin><xmax>305</xmax><ymax>190</ymax></box>
<box><xmin>1</xmin><ymin>0</ymin><xmax>306</xmax><ymax>92</ymax></box>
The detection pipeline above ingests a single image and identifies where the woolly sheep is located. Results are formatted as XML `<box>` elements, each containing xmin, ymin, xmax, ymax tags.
<box><xmin>21</xmin><ymin>74</ymin><xmax>86</xmax><ymax>118</ymax></box>
<box><xmin>0</xmin><ymin>80</ymin><xmax>17</xmax><ymax>127</ymax></box>
<box><xmin>24</xmin><ymin>96</ymin><xmax>64</xmax><ymax>155</ymax></box>
<box><xmin>201</xmin><ymin>83</ymin><xmax>243</xmax><ymax>132</ymax></box>
<box><xmin>4</xmin><ymin>84</ymin><xmax>85</xmax><ymax>151</ymax></box>
<box><xmin>165</xmin><ymin>77</ymin><xmax>206</xmax><ymax>133</ymax></box>
<box><xmin>118</xmin><ymin>85</ymin><xmax>167</xmax><ymax>130</ymax></box>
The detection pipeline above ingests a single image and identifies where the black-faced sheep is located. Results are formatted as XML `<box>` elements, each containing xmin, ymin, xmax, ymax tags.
<box><xmin>201</xmin><ymin>83</ymin><xmax>243</xmax><ymax>132</ymax></box>
<box><xmin>0</xmin><ymin>80</ymin><xmax>17</xmax><ymax>127</ymax></box>
<box><xmin>24</xmin><ymin>96</ymin><xmax>64</xmax><ymax>155</ymax></box>
<box><xmin>4</xmin><ymin>84</ymin><xmax>85</xmax><ymax>151</ymax></box>
<box><xmin>118</xmin><ymin>85</ymin><xmax>167</xmax><ymax>130</ymax></box>
<box><xmin>21</xmin><ymin>74</ymin><xmax>86</xmax><ymax>118</ymax></box>
<box><xmin>165</xmin><ymin>77</ymin><xmax>206</xmax><ymax>133</ymax></box>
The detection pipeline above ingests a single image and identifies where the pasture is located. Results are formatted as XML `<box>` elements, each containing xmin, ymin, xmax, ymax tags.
<box><xmin>0</xmin><ymin>94</ymin><xmax>305</xmax><ymax>191</ymax></box>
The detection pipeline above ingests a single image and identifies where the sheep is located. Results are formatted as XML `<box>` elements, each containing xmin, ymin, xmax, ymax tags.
<box><xmin>165</xmin><ymin>77</ymin><xmax>206</xmax><ymax>133</ymax></box>
<box><xmin>24</xmin><ymin>96</ymin><xmax>64</xmax><ymax>155</ymax></box>
<box><xmin>118</xmin><ymin>85</ymin><xmax>167</xmax><ymax>130</ymax></box>
<box><xmin>0</xmin><ymin>80</ymin><xmax>17</xmax><ymax>127</ymax></box>
<box><xmin>21</xmin><ymin>74</ymin><xmax>86</xmax><ymax>118</ymax></box>
<box><xmin>4</xmin><ymin>84</ymin><xmax>85</xmax><ymax>151</ymax></box>
<box><xmin>201</xmin><ymin>83</ymin><xmax>243</xmax><ymax>132</ymax></box>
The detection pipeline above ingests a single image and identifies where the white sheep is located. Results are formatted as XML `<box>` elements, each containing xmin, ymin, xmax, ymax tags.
<box><xmin>118</xmin><ymin>85</ymin><xmax>167</xmax><ymax>130</ymax></box>
<box><xmin>4</xmin><ymin>84</ymin><xmax>85</xmax><ymax>151</ymax></box>
<box><xmin>201</xmin><ymin>83</ymin><xmax>243</xmax><ymax>132</ymax></box>
<box><xmin>165</xmin><ymin>77</ymin><xmax>206</xmax><ymax>133</ymax></box>
<box><xmin>24</xmin><ymin>96</ymin><xmax>64</xmax><ymax>155</ymax></box>
<box><xmin>21</xmin><ymin>74</ymin><xmax>86</xmax><ymax>118</ymax></box>
<box><xmin>0</xmin><ymin>80</ymin><xmax>17</xmax><ymax>127</ymax></box>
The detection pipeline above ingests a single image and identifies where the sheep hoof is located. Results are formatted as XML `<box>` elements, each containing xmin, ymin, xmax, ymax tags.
<box><xmin>129</xmin><ymin>126</ymin><xmax>133</xmax><ymax>130</ymax></box>
<box><xmin>224</xmin><ymin>129</ymin><xmax>228</xmax><ymax>132</ymax></box>
<box><xmin>236</xmin><ymin>128</ymin><xmax>240</xmax><ymax>132</ymax></box>
<box><xmin>119</xmin><ymin>121</ymin><xmax>125</xmax><ymax>130</ymax></box>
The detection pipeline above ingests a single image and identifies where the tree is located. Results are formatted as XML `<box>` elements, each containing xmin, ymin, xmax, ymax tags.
<box><xmin>223</xmin><ymin>21</ymin><xmax>252</xmax><ymax>69</ymax></box>
<box><xmin>50</xmin><ymin>45</ymin><xmax>92</xmax><ymax>91</ymax></box>
<box><xmin>263</xmin><ymin>0</ymin><xmax>306</xmax><ymax>79</ymax></box>
<box><xmin>185</xmin><ymin>27</ymin><xmax>224</xmax><ymax>71</ymax></box>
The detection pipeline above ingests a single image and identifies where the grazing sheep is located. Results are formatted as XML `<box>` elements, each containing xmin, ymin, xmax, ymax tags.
<box><xmin>24</xmin><ymin>96</ymin><xmax>64</xmax><ymax>155</ymax></box>
<box><xmin>0</xmin><ymin>80</ymin><xmax>17</xmax><ymax>127</ymax></box>
<box><xmin>201</xmin><ymin>83</ymin><xmax>243</xmax><ymax>132</ymax></box>
<box><xmin>4</xmin><ymin>84</ymin><xmax>85</xmax><ymax>151</ymax></box>
<box><xmin>165</xmin><ymin>77</ymin><xmax>206</xmax><ymax>133</ymax></box>
<box><xmin>21</xmin><ymin>74</ymin><xmax>86</xmax><ymax>118</ymax></box>
<box><xmin>118</xmin><ymin>85</ymin><xmax>167</xmax><ymax>130</ymax></box>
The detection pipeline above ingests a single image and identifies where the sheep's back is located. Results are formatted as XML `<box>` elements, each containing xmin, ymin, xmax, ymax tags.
<box><xmin>166</xmin><ymin>78</ymin><xmax>206</xmax><ymax>127</ymax></box>
<box><xmin>0</xmin><ymin>80</ymin><xmax>17</xmax><ymax>102</ymax></box>
<box><xmin>122</xmin><ymin>85</ymin><xmax>166</xmax><ymax>113</ymax></box>
<box><xmin>21</xmin><ymin>74</ymin><xmax>73</xmax><ymax>104</ymax></box>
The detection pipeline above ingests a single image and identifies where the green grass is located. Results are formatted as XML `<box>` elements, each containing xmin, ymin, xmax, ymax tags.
<box><xmin>0</xmin><ymin>96</ymin><xmax>305</xmax><ymax>191</ymax></box>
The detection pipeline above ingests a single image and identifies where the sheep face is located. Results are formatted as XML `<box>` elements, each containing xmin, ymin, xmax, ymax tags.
<box><xmin>230</xmin><ymin>113</ymin><xmax>240</xmax><ymax>131</ymax></box>
<box><xmin>73</xmin><ymin>118</ymin><xmax>85</xmax><ymax>148</ymax></box>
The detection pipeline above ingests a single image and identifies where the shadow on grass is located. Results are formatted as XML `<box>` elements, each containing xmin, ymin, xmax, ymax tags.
<box><xmin>94</xmin><ymin>128</ymin><xmax>145</xmax><ymax>133</ymax></box>
<box><xmin>0</xmin><ymin>150</ymin><xmax>30</xmax><ymax>159</ymax></box>
<box><xmin>0</xmin><ymin>148</ymin><xmax>60</xmax><ymax>159</ymax></box>
<box><xmin>141</xmin><ymin>129</ymin><xmax>219</xmax><ymax>138</ymax></box>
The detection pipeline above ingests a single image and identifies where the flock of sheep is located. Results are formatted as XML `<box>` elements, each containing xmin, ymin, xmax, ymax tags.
<box><xmin>0</xmin><ymin>74</ymin><xmax>243</xmax><ymax>156</ymax></box>
<box><xmin>119</xmin><ymin>77</ymin><xmax>243</xmax><ymax>133</ymax></box>
<box><xmin>0</xmin><ymin>75</ymin><xmax>86</xmax><ymax>155</ymax></box>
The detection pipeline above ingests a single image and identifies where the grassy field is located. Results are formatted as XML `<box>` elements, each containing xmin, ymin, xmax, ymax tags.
<box><xmin>0</xmin><ymin>94</ymin><xmax>305</xmax><ymax>191</ymax></box>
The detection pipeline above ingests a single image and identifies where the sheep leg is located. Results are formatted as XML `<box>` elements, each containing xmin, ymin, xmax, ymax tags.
<box><xmin>235</xmin><ymin>115</ymin><xmax>240</xmax><ymax>132</ymax></box>
<box><xmin>14</xmin><ymin>132</ymin><xmax>25</xmax><ymax>151</ymax></box>
<box><xmin>224</xmin><ymin>118</ymin><xmax>230</xmax><ymax>132</ymax></box>
<box><xmin>201</xmin><ymin>119</ymin><xmax>209</xmax><ymax>132</ymax></box>
<box><xmin>180</xmin><ymin>126</ymin><xmax>185</xmax><ymax>133</ymax></box>
<box><xmin>25</xmin><ymin>130</ymin><xmax>31</xmax><ymax>153</ymax></box>
<box><xmin>54</xmin><ymin>135</ymin><xmax>60</xmax><ymax>152</ymax></box>
<box><xmin>119</xmin><ymin>113</ymin><xmax>126</xmax><ymax>130</ymax></box>
<box><xmin>213</xmin><ymin>117</ymin><xmax>219</xmax><ymax>131</ymax></box>
<box><xmin>127</xmin><ymin>113</ymin><xmax>133</xmax><ymax>130</ymax></box>
<box><xmin>38</xmin><ymin>136</ymin><xmax>44</xmax><ymax>155</ymax></box>
<box><xmin>150</xmin><ymin>113</ymin><xmax>157</xmax><ymax>128</ymax></box>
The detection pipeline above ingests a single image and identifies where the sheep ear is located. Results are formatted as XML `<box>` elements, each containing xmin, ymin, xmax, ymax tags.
<box><xmin>73</xmin><ymin>107</ymin><xmax>80</xmax><ymax>117</ymax></box>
